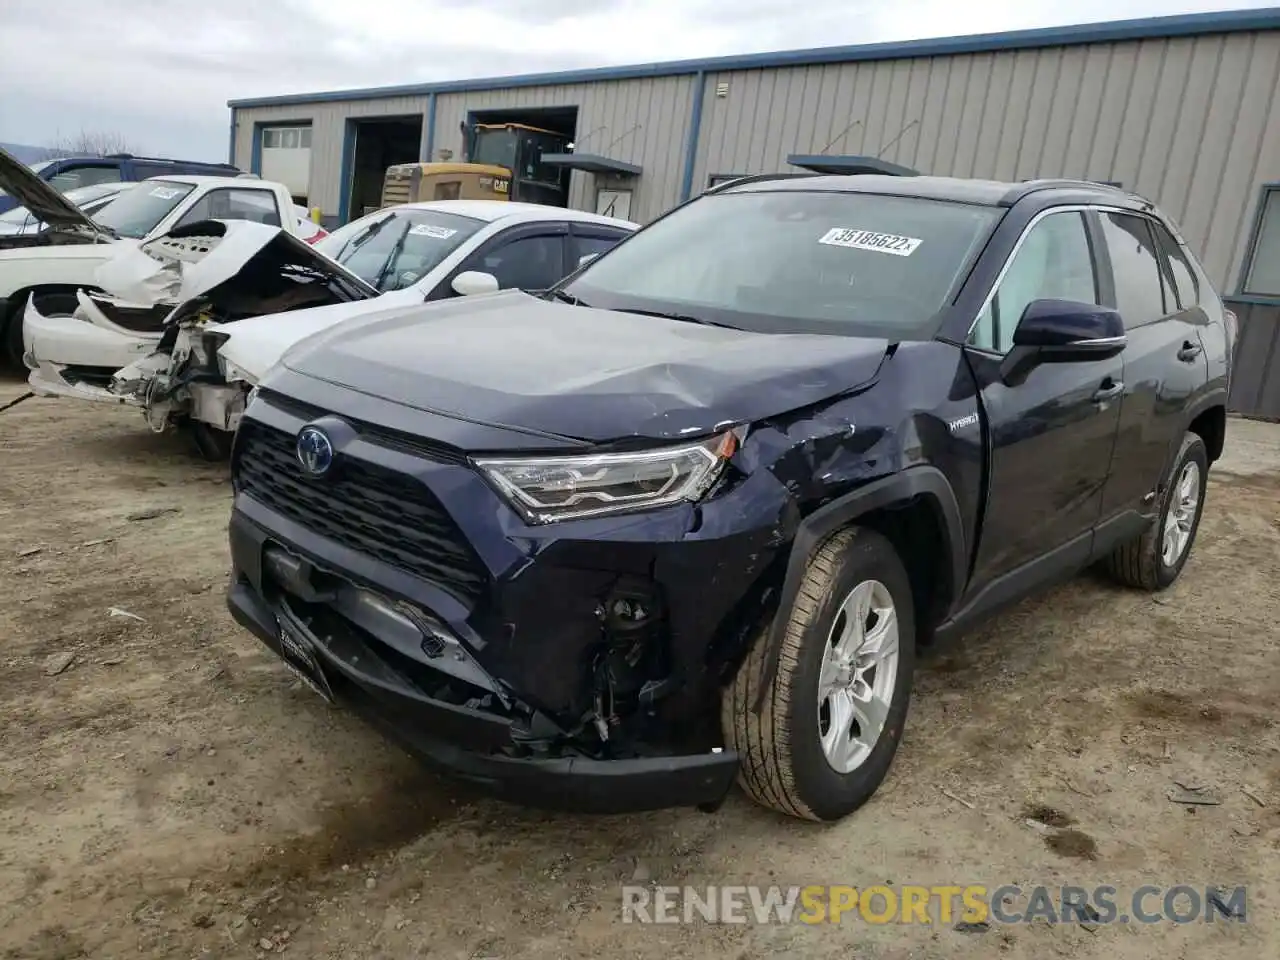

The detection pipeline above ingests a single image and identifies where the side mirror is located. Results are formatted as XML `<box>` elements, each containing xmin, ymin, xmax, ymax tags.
<box><xmin>451</xmin><ymin>270</ymin><xmax>500</xmax><ymax>297</ymax></box>
<box><xmin>577</xmin><ymin>252</ymin><xmax>600</xmax><ymax>269</ymax></box>
<box><xmin>1000</xmin><ymin>299</ymin><xmax>1126</xmax><ymax>383</ymax></box>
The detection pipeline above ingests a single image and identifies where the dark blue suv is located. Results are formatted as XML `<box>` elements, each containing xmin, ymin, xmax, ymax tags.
<box><xmin>224</xmin><ymin>173</ymin><xmax>1233</xmax><ymax>823</ymax></box>
<box><xmin>0</xmin><ymin>153</ymin><xmax>242</xmax><ymax>214</ymax></box>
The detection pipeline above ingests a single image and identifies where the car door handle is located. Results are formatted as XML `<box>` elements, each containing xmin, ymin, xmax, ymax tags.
<box><xmin>1092</xmin><ymin>378</ymin><xmax>1124</xmax><ymax>402</ymax></box>
<box><xmin>1177</xmin><ymin>340</ymin><xmax>1202</xmax><ymax>362</ymax></box>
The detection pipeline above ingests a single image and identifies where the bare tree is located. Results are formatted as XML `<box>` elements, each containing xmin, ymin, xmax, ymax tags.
<box><xmin>42</xmin><ymin>129</ymin><xmax>136</xmax><ymax>158</ymax></box>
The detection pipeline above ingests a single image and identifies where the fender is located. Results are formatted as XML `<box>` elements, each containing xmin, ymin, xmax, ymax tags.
<box><xmin>1186</xmin><ymin>388</ymin><xmax>1227</xmax><ymax>429</ymax></box>
<box><xmin>751</xmin><ymin>465</ymin><xmax>967</xmax><ymax>713</ymax></box>
<box><xmin>1157</xmin><ymin>387</ymin><xmax>1228</xmax><ymax>483</ymax></box>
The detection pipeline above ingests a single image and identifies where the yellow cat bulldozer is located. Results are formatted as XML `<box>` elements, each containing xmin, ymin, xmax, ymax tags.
<box><xmin>380</xmin><ymin>121</ymin><xmax>571</xmax><ymax>209</ymax></box>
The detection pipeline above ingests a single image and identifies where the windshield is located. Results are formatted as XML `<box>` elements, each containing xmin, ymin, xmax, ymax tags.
<box><xmin>92</xmin><ymin>180</ymin><xmax>195</xmax><ymax>239</ymax></box>
<box><xmin>318</xmin><ymin>207</ymin><xmax>484</xmax><ymax>292</ymax></box>
<box><xmin>565</xmin><ymin>190</ymin><xmax>1002</xmax><ymax>337</ymax></box>
<box><xmin>470</xmin><ymin>128</ymin><xmax>518</xmax><ymax>170</ymax></box>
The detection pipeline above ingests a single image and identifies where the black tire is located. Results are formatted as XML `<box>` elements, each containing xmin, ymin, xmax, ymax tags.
<box><xmin>5</xmin><ymin>292</ymin><xmax>80</xmax><ymax>369</ymax></box>
<box><xmin>1104</xmin><ymin>431</ymin><xmax>1208</xmax><ymax>591</ymax></box>
<box><xmin>722</xmin><ymin>526</ymin><xmax>916</xmax><ymax>822</ymax></box>
<box><xmin>190</xmin><ymin>422</ymin><xmax>235</xmax><ymax>462</ymax></box>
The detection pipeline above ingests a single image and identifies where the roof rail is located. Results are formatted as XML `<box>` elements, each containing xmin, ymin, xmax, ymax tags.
<box><xmin>103</xmin><ymin>152</ymin><xmax>239</xmax><ymax>167</ymax></box>
<box><xmin>704</xmin><ymin>172</ymin><xmax>822</xmax><ymax>194</ymax></box>
<box><xmin>1002</xmin><ymin>178</ymin><xmax>1137</xmax><ymax>204</ymax></box>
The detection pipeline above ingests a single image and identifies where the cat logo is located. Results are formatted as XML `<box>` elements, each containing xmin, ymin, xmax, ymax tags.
<box><xmin>493</xmin><ymin>177</ymin><xmax>510</xmax><ymax>194</ymax></box>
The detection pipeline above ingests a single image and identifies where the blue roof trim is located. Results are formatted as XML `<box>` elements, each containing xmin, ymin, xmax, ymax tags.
<box><xmin>227</xmin><ymin>8</ymin><xmax>1280</xmax><ymax>109</ymax></box>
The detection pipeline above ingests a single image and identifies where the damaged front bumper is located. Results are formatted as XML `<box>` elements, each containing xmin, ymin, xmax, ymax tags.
<box><xmin>221</xmin><ymin>384</ymin><xmax>810</xmax><ymax>814</ymax></box>
<box><xmin>23</xmin><ymin>293</ymin><xmax>158</xmax><ymax>403</ymax></box>
<box><xmin>227</xmin><ymin>513</ymin><xmax>740</xmax><ymax>813</ymax></box>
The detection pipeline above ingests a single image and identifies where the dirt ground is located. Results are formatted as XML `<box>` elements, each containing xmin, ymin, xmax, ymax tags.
<box><xmin>1</xmin><ymin>377</ymin><xmax>1277</xmax><ymax>960</ymax></box>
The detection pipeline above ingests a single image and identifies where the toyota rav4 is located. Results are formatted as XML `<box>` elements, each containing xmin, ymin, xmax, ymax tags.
<box><xmin>224</xmin><ymin>173</ymin><xmax>1233</xmax><ymax>822</ymax></box>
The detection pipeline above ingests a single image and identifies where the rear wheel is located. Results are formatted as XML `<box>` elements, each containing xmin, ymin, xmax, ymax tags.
<box><xmin>722</xmin><ymin>526</ymin><xmax>916</xmax><ymax>822</ymax></box>
<box><xmin>5</xmin><ymin>291</ymin><xmax>79</xmax><ymax>368</ymax></box>
<box><xmin>1104</xmin><ymin>431</ymin><xmax>1208</xmax><ymax>590</ymax></box>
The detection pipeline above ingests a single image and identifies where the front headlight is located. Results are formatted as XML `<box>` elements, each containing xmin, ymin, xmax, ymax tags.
<box><xmin>474</xmin><ymin>432</ymin><xmax>739</xmax><ymax>524</ymax></box>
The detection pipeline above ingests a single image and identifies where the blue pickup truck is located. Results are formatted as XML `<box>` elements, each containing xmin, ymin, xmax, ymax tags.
<box><xmin>0</xmin><ymin>153</ymin><xmax>244</xmax><ymax>214</ymax></box>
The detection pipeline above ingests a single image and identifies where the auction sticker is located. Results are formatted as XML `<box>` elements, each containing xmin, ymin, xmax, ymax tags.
<box><xmin>409</xmin><ymin>223</ymin><xmax>458</xmax><ymax>239</ymax></box>
<box><xmin>819</xmin><ymin>227</ymin><xmax>921</xmax><ymax>256</ymax></box>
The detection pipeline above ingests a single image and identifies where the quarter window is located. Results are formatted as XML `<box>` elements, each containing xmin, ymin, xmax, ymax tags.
<box><xmin>1151</xmin><ymin>221</ymin><xmax>1200</xmax><ymax>310</ymax></box>
<box><xmin>1099</xmin><ymin>212</ymin><xmax>1169</xmax><ymax>327</ymax></box>
<box><xmin>970</xmin><ymin>211</ymin><xmax>1098</xmax><ymax>353</ymax></box>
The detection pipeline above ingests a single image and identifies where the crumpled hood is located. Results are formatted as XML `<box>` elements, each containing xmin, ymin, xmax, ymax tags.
<box><xmin>281</xmin><ymin>290</ymin><xmax>889</xmax><ymax>442</ymax></box>
<box><xmin>0</xmin><ymin>147</ymin><xmax>104</xmax><ymax>234</ymax></box>
<box><xmin>93</xmin><ymin>219</ymin><xmax>375</xmax><ymax>307</ymax></box>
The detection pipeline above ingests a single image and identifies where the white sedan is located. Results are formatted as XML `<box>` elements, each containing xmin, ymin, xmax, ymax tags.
<box><xmin>26</xmin><ymin>199</ymin><xmax>638</xmax><ymax>457</ymax></box>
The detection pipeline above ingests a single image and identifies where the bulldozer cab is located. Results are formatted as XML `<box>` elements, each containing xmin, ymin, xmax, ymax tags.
<box><xmin>378</xmin><ymin>122</ymin><xmax>572</xmax><ymax>210</ymax></box>
<box><xmin>380</xmin><ymin>161</ymin><xmax>512</xmax><ymax>207</ymax></box>
<box><xmin>464</xmin><ymin>122</ymin><xmax>571</xmax><ymax>206</ymax></box>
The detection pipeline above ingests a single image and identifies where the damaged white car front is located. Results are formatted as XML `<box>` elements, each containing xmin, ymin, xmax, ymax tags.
<box><xmin>75</xmin><ymin>219</ymin><xmax>376</xmax><ymax>456</ymax></box>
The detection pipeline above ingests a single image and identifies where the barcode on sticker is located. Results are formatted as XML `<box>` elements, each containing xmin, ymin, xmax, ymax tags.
<box><xmin>819</xmin><ymin>227</ymin><xmax>921</xmax><ymax>256</ymax></box>
<box><xmin>409</xmin><ymin>223</ymin><xmax>457</xmax><ymax>239</ymax></box>
<box><xmin>149</xmin><ymin>186</ymin><xmax>182</xmax><ymax>200</ymax></box>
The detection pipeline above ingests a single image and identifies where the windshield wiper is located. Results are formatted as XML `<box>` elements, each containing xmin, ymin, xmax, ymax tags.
<box><xmin>545</xmin><ymin>288</ymin><xmax>589</xmax><ymax>307</ymax></box>
<box><xmin>338</xmin><ymin>212</ymin><xmax>395</xmax><ymax>260</ymax></box>
<box><xmin>613</xmin><ymin>307</ymin><xmax>738</xmax><ymax>330</ymax></box>
<box><xmin>371</xmin><ymin>220</ymin><xmax>413</xmax><ymax>292</ymax></box>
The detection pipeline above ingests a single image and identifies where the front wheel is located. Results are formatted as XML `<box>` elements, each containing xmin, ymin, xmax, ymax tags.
<box><xmin>722</xmin><ymin>526</ymin><xmax>916</xmax><ymax>822</ymax></box>
<box><xmin>5</xmin><ymin>291</ymin><xmax>79</xmax><ymax>368</ymax></box>
<box><xmin>189</xmin><ymin>422</ymin><xmax>235</xmax><ymax>462</ymax></box>
<box><xmin>1104</xmin><ymin>431</ymin><xmax>1208</xmax><ymax>591</ymax></box>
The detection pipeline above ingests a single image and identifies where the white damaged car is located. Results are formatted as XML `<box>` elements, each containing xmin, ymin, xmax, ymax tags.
<box><xmin>24</xmin><ymin>200</ymin><xmax>637</xmax><ymax>457</ymax></box>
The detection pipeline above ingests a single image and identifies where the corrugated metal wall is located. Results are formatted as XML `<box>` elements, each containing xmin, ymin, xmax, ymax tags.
<box><xmin>233</xmin><ymin>96</ymin><xmax>430</xmax><ymax>215</ymax></box>
<box><xmin>231</xmin><ymin>29</ymin><xmax>1280</xmax><ymax>292</ymax></box>
<box><xmin>430</xmin><ymin>75</ymin><xmax>696</xmax><ymax>221</ymax></box>
<box><xmin>695</xmin><ymin>30</ymin><xmax>1280</xmax><ymax>291</ymax></box>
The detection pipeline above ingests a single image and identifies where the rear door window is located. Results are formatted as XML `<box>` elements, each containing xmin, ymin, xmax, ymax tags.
<box><xmin>1098</xmin><ymin>212</ymin><xmax>1169</xmax><ymax>327</ymax></box>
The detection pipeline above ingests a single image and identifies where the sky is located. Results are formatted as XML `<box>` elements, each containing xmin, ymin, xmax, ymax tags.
<box><xmin>0</xmin><ymin>0</ymin><xmax>1272</xmax><ymax>162</ymax></box>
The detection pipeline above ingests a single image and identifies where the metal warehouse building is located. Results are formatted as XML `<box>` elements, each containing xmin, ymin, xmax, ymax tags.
<box><xmin>229</xmin><ymin>7</ymin><xmax>1280</xmax><ymax>418</ymax></box>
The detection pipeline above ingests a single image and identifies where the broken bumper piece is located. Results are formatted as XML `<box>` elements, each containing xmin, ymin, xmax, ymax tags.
<box><xmin>226</xmin><ymin>567</ymin><xmax>740</xmax><ymax>816</ymax></box>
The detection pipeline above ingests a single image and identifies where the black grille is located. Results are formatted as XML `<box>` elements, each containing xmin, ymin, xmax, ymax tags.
<box><xmin>235</xmin><ymin>419</ymin><xmax>487</xmax><ymax>603</ymax></box>
<box><xmin>256</xmin><ymin>389</ymin><xmax>465</xmax><ymax>464</ymax></box>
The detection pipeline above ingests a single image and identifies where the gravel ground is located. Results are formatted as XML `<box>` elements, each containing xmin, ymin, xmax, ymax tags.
<box><xmin>1</xmin><ymin>379</ymin><xmax>1277</xmax><ymax>960</ymax></box>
